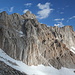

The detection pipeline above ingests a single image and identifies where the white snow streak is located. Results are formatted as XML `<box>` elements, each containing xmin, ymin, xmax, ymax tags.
<box><xmin>70</xmin><ymin>47</ymin><xmax>75</xmax><ymax>54</ymax></box>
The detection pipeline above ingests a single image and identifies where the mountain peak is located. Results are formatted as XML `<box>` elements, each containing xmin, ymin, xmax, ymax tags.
<box><xmin>25</xmin><ymin>11</ymin><xmax>31</xmax><ymax>14</ymax></box>
<box><xmin>22</xmin><ymin>11</ymin><xmax>36</xmax><ymax>19</ymax></box>
<box><xmin>0</xmin><ymin>11</ymin><xmax>75</xmax><ymax>70</ymax></box>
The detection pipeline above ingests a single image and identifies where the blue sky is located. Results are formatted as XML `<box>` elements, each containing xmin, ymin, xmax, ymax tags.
<box><xmin>0</xmin><ymin>0</ymin><xmax>75</xmax><ymax>30</ymax></box>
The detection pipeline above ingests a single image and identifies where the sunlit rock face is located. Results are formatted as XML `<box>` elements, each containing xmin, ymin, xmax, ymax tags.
<box><xmin>0</xmin><ymin>11</ymin><xmax>75</xmax><ymax>69</ymax></box>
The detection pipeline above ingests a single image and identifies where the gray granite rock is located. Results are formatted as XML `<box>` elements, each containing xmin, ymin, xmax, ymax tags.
<box><xmin>0</xmin><ymin>11</ymin><xmax>75</xmax><ymax>70</ymax></box>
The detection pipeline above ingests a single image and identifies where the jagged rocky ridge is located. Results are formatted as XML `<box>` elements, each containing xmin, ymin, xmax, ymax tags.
<box><xmin>0</xmin><ymin>11</ymin><xmax>75</xmax><ymax>69</ymax></box>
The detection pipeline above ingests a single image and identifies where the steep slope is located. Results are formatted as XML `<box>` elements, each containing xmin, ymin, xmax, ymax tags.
<box><xmin>0</xmin><ymin>61</ymin><xmax>26</xmax><ymax>75</ymax></box>
<box><xmin>0</xmin><ymin>48</ymin><xmax>75</xmax><ymax>75</ymax></box>
<box><xmin>0</xmin><ymin>11</ymin><xmax>75</xmax><ymax>69</ymax></box>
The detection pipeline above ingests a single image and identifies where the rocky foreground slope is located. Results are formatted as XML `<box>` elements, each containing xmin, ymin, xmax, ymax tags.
<box><xmin>0</xmin><ymin>61</ymin><xmax>26</xmax><ymax>75</ymax></box>
<box><xmin>0</xmin><ymin>11</ymin><xmax>75</xmax><ymax>71</ymax></box>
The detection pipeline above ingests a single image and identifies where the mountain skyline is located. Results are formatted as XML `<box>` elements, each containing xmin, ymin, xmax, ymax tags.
<box><xmin>0</xmin><ymin>2</ymin><xmax>75</xmax><ymax>74</ymax></box>
<box><xmin>0</xmin><ymin>0</ymin><xmax>75</xmax><ymax>30</ymax></box>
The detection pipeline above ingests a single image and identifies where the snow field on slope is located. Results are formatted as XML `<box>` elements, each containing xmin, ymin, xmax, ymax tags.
<box><xmin>0</xmin><ymin>48</ymin><xmax>75</xmax><ymax>75</ymax></box>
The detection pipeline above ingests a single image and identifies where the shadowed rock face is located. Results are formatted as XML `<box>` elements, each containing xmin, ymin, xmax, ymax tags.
<box><xmin>0</xmin><ymin>11</ymin><xmax>75</xmax><ymax>69</ymax></box>
<box><xmin>0</xmin><ymin>61</ymin><xmax>27</xmax><ymax>75</ymax></box>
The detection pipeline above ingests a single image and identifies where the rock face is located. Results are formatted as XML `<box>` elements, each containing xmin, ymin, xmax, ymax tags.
<box><xmin>0</xmin><ymin>61</ymin><xmax>26</xmax><ymax>75</ymax></box>
<box><xmin>0</xmin><ymin>11</ymin><xmax>75</xmax><ymax>69</ymax></box>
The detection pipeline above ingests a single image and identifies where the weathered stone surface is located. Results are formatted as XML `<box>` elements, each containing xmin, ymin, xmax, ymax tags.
<box><xmin>0</xmin><ymin>61</ymin><xmax>27</xmax><ymax>75</ymax></box>
<box><xmin>0</xmin><ymin>11</ymin><xmax>75</xmax><ymax>69</ymax></box>
<box><xmin>22</xmin><ymin>11</ymin><xmax>36</xmax><ymax>19</ymax></box>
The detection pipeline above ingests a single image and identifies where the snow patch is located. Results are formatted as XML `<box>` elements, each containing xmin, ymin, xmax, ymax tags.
<box><xmin>19</xmin><ymin>31</ymin><xmax>25</xmax><ymax>37</ymax></box>
<box><xmin>19</xmin><ymin>31</ymin><xmax>23</xmax><ymax>34</ymax></box>
<box><xmin>0</xmin><ymin>48</ymin><xmax>75</xmax><ymax>75</ymax></box>
<box><xmin>70</xmin><ymin>47</ymin><xmax>75</xmax><ymax>54</ymax></box>
<box><xmin>16</xmin><ymin>30</ymin><xmax>24</xmax><ymax>37</ymax></box>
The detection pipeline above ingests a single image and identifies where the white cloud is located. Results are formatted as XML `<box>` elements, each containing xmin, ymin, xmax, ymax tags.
<box><xmin>54</xmin><ymin>22</ymin><xmax>64</xmax><ymax>27</ymax></box>
<box><xmin>37</xmin><ymin>8</ymin><xmax>51</xmax><ymax>19</ymax></box>
<box><xmin>60</xmin><ymin>12</ymin><xmax>64</xmax><ymax>14</ymax></box>
<box><xmin>69</xmin><ymin>16</ymin><xmax>75</xmax><ymax>19</ymax></box>
<box><xmin>24</xmin><ymin>3</ymin><xmax>32</xmax><ymax>7</ymax></box>
<box><xmin>37</xmin><ymin>2</ymin><xmax>53</xmax><ymax>19</ymax></box>
<box><xmin>0</xmin><ymin>7</ymin><xmax>14</xmax><ymax>13</ymax></box>
<box><xmin>8</xmin><ymin>7</ymin><xmax>14</xmax><ymax>12</ymax></box>
<box><xmin>54</xmin><ymin>18</ymin><xmax>64</xmax><ymax>21</ymax></box>
<box><xmin>37</xmin><ymin>2</ymin><xmax>50</xmax><ymax>9</ymax></box>
<box><xmin>54</xmin><ymin>18</ymin><xmax>64</xmax><ymax>27</ymax></box>
<box><xmin>67</xmin><ymin>16</ymin><xmax>75</xmax><ymax>22</ymax></box>
<box><xmin>23</xmin><ymin>9</ymin><xmax>29</xmax><ymax>13</ymax></box>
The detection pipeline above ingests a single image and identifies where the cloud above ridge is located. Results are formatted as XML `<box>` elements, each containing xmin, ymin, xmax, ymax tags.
<box><xmin>37</xmin><ymin>2</ymin><xmax>53</xmax><ymax>19</ymax></box>
<box><xmin>24</xmin><ymin>3</ymin><xmax>32</xmax><ymax>7</ymax></box>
